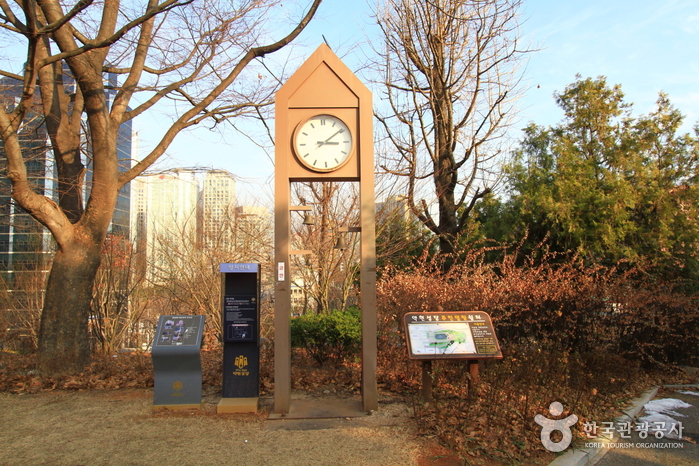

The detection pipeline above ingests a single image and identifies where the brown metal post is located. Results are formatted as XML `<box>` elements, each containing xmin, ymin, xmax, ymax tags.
<box><xmin>467</xmin><ymin>360</ymin><xmax>479</xmax><ymax>400</ymax></box>
<box><xmin>469</xmin><ymin>360</ymin><xmax>479</xmax><ymax>384</ymax></box>
<box><xmin>359</xmin><ymin>82</ymin><xmax>378</xmax><ymax>412</ymax></box>
<box><xmin>273</xmin><ymin>153</ymin><xmax>291</xmax><ymax>416</ymax></box>
<box><xmin>422</xmin><ymin>360</ymin><xmax>433</xmax><ymax>402</ymax></box>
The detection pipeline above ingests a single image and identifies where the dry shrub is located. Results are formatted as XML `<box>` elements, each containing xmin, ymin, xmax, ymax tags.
<box><xmin>290</xmin><ymin>348</ymin><xmax>361</xmax><ymax>394</ymax></box>
<box><xmin>378</xmin><ymin>249</ymin><xmax>699</xmax><ymax>368</ymax></box>
<box><xmin>376</xmin><ymin>247</ymin><xmax>699</xmax><ymax>461</ymax></box>
<box><xmin>399</xmin><ymin>342</ymin><xmax>655</xmax><ymax>462</ymax></box>
<box><xmin>0</xmin><ymin>350</ymin><xmax>228</xmax><ymax>394</ymax></box>
<box><xmin>0</xmin><ymin>352</ymin><xmax>154</xmax><ymax>393</ymax></box>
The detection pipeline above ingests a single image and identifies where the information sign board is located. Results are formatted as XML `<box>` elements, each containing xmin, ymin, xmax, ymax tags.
<box><xmin>154</xmin><ymin>315</ymin><xmax>204</xmax><ymax>347</ymax></box>
<box><xmin>220</xmin><ymin>263</ymin><xmax>260</xmax><ymax>407</ymax></box>
<box><xmin>223</xmin><ymin>295</ymin><xmax>257</xmax><ymax>342</ymax></box>
<box><xmin>403</xmin><ymin>312</ymin><xmax>502</xmax><ymax>360</ymax></box>
<box><xmin>152</xmin><ymin>315</ymin><xmax>205</xmax><ymax>408</ymax></box>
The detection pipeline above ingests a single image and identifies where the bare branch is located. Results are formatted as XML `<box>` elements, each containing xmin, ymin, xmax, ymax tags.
<box><xmin>38</xmin><ymin>0</ymin><xmax>94</xmax><ymax>35</ymax></box>
<box><xmin>120</xmin><ymin>0</ymin><xmax>322</xmax><ymax>185</ymax></box>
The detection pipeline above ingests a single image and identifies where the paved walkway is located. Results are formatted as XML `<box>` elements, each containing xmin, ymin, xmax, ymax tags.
<box><xmin>594</xmin><ymin>388</ymin><xmax>699</xmax><ymax>466</ymax></box>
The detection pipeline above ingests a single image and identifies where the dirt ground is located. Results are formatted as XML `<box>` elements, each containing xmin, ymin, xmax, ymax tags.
<box><xmin>0</xmin><ymin>388</ymin><xmax>459</xmax><ymax>466</ymax></box>
<box><xmin>0</xmin><ymin>387</ymin><xmax>558</xmax><ymax>466</ymax></box>
<box><xmin>0</xmin><ymin>351</ymin><xmax>562</xmax><ymax>466</ymax></box>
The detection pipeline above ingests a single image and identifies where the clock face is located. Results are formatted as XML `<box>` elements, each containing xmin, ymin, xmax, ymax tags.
<box><xmin>293</xmin><ymin>114</ymin><xmax>354</xmax><ymax>172</ymax></box>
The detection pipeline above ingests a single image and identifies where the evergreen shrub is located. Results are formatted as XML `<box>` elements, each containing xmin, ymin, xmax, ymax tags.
<box><xmin>290</xmin><ymin>307</ymin><xmax>361</xmax><ymax>365</ymax></box>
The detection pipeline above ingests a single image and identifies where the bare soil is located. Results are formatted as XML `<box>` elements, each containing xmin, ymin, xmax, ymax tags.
<box><xmin>0</xmin><ymin>387</ymin><xmax>557</xmax><ymax>466</ymax></box>
<box><xmin>0</xmin><ymin>388</ymin><xmax>442</xmax><ymax>466</ymax></box>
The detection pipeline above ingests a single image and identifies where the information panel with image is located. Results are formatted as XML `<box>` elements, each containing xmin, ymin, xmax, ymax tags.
<box><xmin>403</xmin><ymin>312</ymin><xmax>502</xmax><ymax>360</ymax></box>
<box><xmin>154</xmin><ymin>315</ymin><xmax>205</xmax><ymax>347</ymax></box>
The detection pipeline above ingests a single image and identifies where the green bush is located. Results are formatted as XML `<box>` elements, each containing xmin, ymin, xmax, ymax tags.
<box><xmin>291</xmin><ymin>307</ymin><xmax>361</xmax><ymax>365</ymax></box>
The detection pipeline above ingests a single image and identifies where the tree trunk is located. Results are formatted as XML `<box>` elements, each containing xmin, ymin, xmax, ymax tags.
<box><xmin>37</xmin><ymin>237</ymin><xmax>102</xmax><ymax>375</ymax></box>
<box><xmin>435</xmin><ymin>154</ymin><xmax>458</xmax><ymax>260</ymax></box>
<box><xmin>56</xmin><ymin>154</ymin><xmax>85</xmax><ymax>224</ymax></box>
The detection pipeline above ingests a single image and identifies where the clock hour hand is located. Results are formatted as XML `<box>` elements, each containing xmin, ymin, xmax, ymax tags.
<box><xmin>317</xmin><ymin>141</ymin><xmax>339</xmax><ymax>145</ymax></box>
<box><xmin>317</xmin><ymin>129</ymin><xmax>344</xmax><ymax>146</ymax></box>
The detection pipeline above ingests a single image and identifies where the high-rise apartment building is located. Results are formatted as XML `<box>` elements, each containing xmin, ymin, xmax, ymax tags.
<box><xmin>130</xmin><ymin>170</ymin><xmax>199</xmax><ymax>281</ymax></box>
<box><xmin>200</xmin><ymin>170</ymin><xmax>236</xmax><ymax>247</ymax></box>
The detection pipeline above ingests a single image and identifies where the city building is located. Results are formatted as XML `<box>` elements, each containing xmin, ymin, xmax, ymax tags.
<box><xmin>130</xmin><ymin>169</ymin><xmax>199</xmax><ymax>282</ymax></box>
<box><xmin>376</xmin><ymin>194</ymin><xmax>412</xmax><ymax>224</ymax></box>
<box><xmin>0</xmin><ymin>106</ymin><xmax>54</xmax><ymax>294</ymax></box>
<box><xmin>200</xmin><ymin>170</ymin><xmax>236</xmax><ymax>247</ymax></box>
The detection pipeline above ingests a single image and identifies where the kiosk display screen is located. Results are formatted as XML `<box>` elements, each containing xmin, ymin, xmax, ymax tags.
<box><xmin>223</xmin><ymin>295</ymin><xmax>257</xmax><ymax>342</ymax></box>
<box><xmin>155</xmin><ymin>315</ymin><xmax>204</xmax><ymax>347</ymax></box>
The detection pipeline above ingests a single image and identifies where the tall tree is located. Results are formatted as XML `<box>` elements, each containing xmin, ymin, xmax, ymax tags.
<box><xmin>0</xmin><ymin>0</ymin><xmax>322</xmax><ymax>375</ymax></box>
<box><xmin>373</xmin><ymin>0</ymin><xmax>528</xmax><ymax>257</ymax></box>
<box><xmin>496</xmin><ymin>76</ymin><xmax>699</xmax><ymax>276</ymax></box>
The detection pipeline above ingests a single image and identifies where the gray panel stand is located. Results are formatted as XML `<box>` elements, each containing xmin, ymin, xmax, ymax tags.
<box><xmin>151</xmin><ymin>315</ymin><xmax>205</xmax><ymax>409</ymax></box>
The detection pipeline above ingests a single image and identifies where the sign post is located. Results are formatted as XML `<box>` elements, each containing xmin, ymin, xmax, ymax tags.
<box><xmin>403</xmin><ymin>311</ymin><xmax>502</xmax><ymax>401</ymax></box>
<box><xmin>218</xmin><ymin>263</ymin><xmax>261</xmax><ymax>413</ymax></box>
<box><xmin>152</xmin><ymin>315</ymin><xmax>205</xmax><ymax>410</ymax></box>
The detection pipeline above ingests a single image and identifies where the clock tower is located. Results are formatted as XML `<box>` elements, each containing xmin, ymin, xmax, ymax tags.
<box><xmin>273</xmin><ymin>44</ymin><xmax>377</xmax><ymax>415</ymax></box>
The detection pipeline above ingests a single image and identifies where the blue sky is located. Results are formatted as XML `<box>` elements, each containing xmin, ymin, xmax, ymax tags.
<box><xmin>518</xmin><ymin>0</ymin><xmax>699</xmax><ymax>129</ymax></box>
<box><xmin>140</xmin><ymin>0</ymin><xmax>699</xmax><ymax>201</ymax></box>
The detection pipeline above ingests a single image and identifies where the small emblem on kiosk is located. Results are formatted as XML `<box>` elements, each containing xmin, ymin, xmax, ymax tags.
<box><xmin>235</xmin><ymin>355</ymin><xmax>248</xmax><ymax>370</ymax></box>
<box><xmin>233</xmin><ymin>355</ymin><xmax>250</xmax><ymax>376</ymax></box>
<box><xmin>171</xmin><ymin>380</ymin><xmax>185</xmax><ymax>396</ymax></box>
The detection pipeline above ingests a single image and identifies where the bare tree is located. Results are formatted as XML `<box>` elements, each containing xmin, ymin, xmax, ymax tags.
<box><xmin>90</xmin><ymin>234</ymin><xmax>147</xmax><ymax>354</ymax></box>
<box><xmin>291</xmin><ymin>182</ymin><xmax>360</xmax><ymax>314</ymax></box>
<box><xmin>0</xmin><ymin>0</ymin><xmax>322</xmax><ymax>375</ymax></box>
<box><xmin>147</xmin><ymin>198</ymin><xmax>272</xmax><ymax>342</ymax></box>
<box><xmin>373</xmin><ymin>0</ymin><xmax>528</xmax><ymax>257</ymax></box>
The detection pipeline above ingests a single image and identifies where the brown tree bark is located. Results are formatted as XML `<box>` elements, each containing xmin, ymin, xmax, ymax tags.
<box><xmin>38</xmin><ymin>236</ymin><xmax>102</xmax><ymax>374</ymax></box>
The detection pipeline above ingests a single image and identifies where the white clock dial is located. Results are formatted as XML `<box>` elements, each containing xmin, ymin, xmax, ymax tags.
<box><xmin>293</xmin><ymin>114</ymin><xmax>354</xmax><ymax>172</ymax></box>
